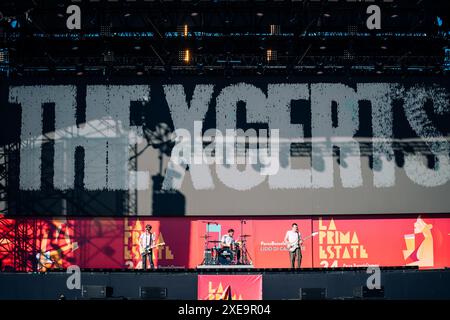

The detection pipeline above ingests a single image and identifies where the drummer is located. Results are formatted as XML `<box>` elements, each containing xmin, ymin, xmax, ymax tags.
<box><xmin>221</xmin><ymin>229</ymin><xmax>241</xmax><ymax>264</ymax></box>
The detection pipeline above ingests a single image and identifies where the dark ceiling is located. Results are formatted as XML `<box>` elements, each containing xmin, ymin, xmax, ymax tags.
<box><xmin>0</xmin><ymin>0</ymin><xmax>448</xmax><ymax>76</ymax></box>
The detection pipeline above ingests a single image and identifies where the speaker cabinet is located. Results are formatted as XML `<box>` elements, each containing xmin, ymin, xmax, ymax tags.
<box><xmin>299</xmin><ymin>288</ymin><xmax>327</xmax><ymax>300</ymax></box>
<box><xmin>139</xmin><ymin>286</ymin><xmax>168</xmax><ymax>300</ymax></box>
<box><xmin>82</xmin><ymin>285</ymin><xmax>113</xmax><ymax>299</ymax></box>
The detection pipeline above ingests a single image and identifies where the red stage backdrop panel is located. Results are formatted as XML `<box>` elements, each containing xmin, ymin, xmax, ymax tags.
<box><xmin>313</xmin><ymin>215</ymin><xmax>450</xmax><ymax>269</ymax></box>
<box><xmin>198</xmin><ymin>275</ymin><xmax>263</xmax><ymax>300</ymax></box>
<box><xmin>1</xmin><ymin>215</ymin><xmax>449</xmax><ymax>271</ymax></box>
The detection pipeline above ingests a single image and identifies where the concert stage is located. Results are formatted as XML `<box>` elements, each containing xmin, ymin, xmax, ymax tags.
<box><xmin>196</xmin><ymin>265</ymin><xmax>255</xmax><ymax>269</ymax></box>
<box><xmin>0</xmin><ymin>268</ymin><xmax>449</xmax><ymax>300</ymax></box>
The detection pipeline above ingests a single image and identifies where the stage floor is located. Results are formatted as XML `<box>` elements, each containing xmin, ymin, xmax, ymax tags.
<box><xmin>196</xmin><ymin>264</ymin><xmax>254</xmax><ymax>269</ymax></box>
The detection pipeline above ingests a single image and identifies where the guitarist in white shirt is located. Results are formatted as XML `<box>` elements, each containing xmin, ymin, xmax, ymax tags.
<box><xmin>284</xmin><ymin>223</ymin><xmax>303</xmax><ymax>269</ymax></box>
<box><xmin>139</xmin><ymin>224</ymin><xmax>157</xmax><ymax>270</ymax></box>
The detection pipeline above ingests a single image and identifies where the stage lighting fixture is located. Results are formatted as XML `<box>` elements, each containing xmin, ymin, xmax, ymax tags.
<box><xmin>348</xmin><ymin>25</ymin><xmax>358</xmax><ymax>35</ymax></box>
<box><xmin>375</xmin><ymin>62</ymin><xmax>384</xmax><ymax>74</ymax></box>
<box><xmin>437</xmin><ymin>16</ymin><xmax>443</xmax><ymax>27</ymax></box>
<box><xmin>179</xmin><ymin>49</ymin><xmax>190</xmax><ymax>63</ymax></box>
<box><xmin>9</xmin><ymin>18</ymin><xmax>19</xmax><ymax>29</ymax></box>
<box><xmin>0</xmin><ymin>49</ymin><xmax>9</xmax><ymax>64</ymax></box>
<box><xmin>76</xmin><ymin>65</ymin><xmax>84</xmax><ymax>76</ymax></box>
<box><xmin>100</xmin><ymin>25</ymin><xmax>112</xmax><ymax>37</ymax></box>
<box><xmin>136</xmin><ymin>64</ymin><xmax>145</xmax><ymax>76</ymax></box>
<box><xmin>266</xmin><ymin>49</ymin><xmax>277</xmax><ymax>62</ymax></box>
<box><xmin>270</xmin><ymin>24</ymin><xmax>280</xmax><ymax>35</ymax></box>
<box><xmin>343</xmin><ymin>50</ymin><xmax>354</xmax><ymax>60</ymax></box>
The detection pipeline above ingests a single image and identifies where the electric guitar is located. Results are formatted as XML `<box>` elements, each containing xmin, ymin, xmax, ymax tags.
<box><xmin>140</xmin><ymin>242</ymin><xmax>165</xmax><ymax>255</ymax></box>
<box><xmin>286</xmin><ymin>232</ymin><xmax>318</xmax><ymax>252</ymax></box>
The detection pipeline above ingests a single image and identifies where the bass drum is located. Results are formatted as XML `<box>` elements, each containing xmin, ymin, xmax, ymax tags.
<box><xmin>218</xmin><ymin>248</ymin><xmax>234</xmax><ymax>265</ymax></box>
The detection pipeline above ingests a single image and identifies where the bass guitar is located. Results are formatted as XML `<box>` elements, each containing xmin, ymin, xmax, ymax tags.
<box><xmin>140</xmin><ymin>242</ymin><xmax>165</xmax><ymax>255</ymax></box>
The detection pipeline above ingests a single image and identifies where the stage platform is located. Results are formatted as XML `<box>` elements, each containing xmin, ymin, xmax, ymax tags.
<box><xmin>196</xmin><ymin>264</ymin><xmax>254</xmax><ymax>269</ymax></box>
<box><xmin>0</xmin><ymin>267</ymin><xmax>449</xmax><ymax>300</ymax></box>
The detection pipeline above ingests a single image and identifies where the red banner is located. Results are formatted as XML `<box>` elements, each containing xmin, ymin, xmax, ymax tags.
<box><xmin>1</xmin><ymin>215</ymin><xmax>449</xmax><ymax>271</ymax></box>
<box><xmin>313</xmin><ymin>215</ymin><xmax>450</xmax><ymax>269</ymax></box>
<box><xmin>198</xmin><ymin>275</ymin><xmax>263</xmax><ymax>300</ymax></box>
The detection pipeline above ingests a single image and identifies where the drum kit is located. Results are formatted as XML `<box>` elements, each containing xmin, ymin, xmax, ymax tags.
<box><xmin>200</xmin><ymin>220</ymin><xmax>252</xmax><ymax>266</ymax></box>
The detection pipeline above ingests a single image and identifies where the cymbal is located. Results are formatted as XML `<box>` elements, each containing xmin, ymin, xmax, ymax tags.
<box><xmin>208</xmin><ymin>240</ymin><xmax>221</xmax><ymax>243</ymax></box>
<box><xmin>240</xmin><ymin>234</ymin><xmax>251</xmax><ymax>237</ymax></box>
